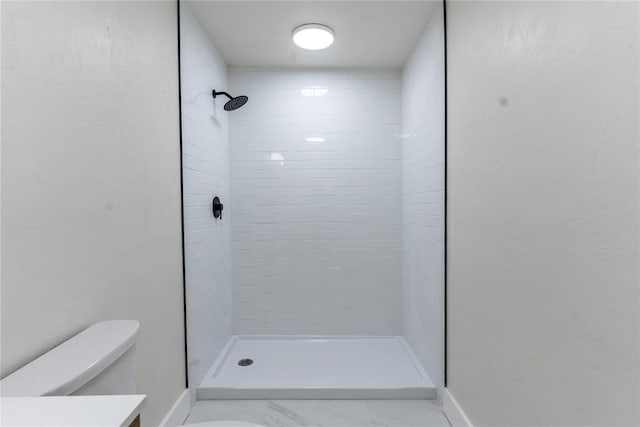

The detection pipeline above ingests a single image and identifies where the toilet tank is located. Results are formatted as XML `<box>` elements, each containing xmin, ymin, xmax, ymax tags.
<box><xmin>0</xmin><ymin>320</ymin><xmax>140</xmax><ymax>397</ymax></box>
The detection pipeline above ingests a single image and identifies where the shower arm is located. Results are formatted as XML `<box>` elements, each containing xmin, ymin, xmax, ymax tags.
<box><xmin>212</xmin><ymin>90</ymin><xmax>233</xmax><ymax>100</ymax></box>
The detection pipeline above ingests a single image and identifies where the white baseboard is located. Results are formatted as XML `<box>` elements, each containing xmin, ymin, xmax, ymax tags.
<box><xmin>443</xmin><ymin>388</ymin><xmax>474</xmax><ymax>427</ymax></box>
<box><xmin>159</xmin><ymin>388</ymin><xmax>194</xmax><ymax>427</ymax></box>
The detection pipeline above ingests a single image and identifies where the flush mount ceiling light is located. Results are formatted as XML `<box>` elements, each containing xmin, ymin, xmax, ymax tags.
<box><xmin>292</xmin><ymin>24</ymin><xmax>335</xmax><ymax>50</ymax></box>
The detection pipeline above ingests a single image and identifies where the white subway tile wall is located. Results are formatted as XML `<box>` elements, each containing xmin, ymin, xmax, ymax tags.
<box><xmin>180</xmin><ymin>5</ymin><xmax>232</xmax><ymax>386</ymax></box>
<box><xmin>401</xmin><ymin>5</ymin><xmax>446</xmax><ymax>386</ymax></box>
<box><xmin>229</xmin><ymin>68</ymin><xmax>403</xmax><ymax>335</ymax></box>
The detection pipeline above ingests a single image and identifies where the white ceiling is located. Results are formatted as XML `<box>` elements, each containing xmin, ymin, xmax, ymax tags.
<box><xmin>184</xmin><ymin>1</ymin><xmax>439</xmax><ymax>68</ymax></box>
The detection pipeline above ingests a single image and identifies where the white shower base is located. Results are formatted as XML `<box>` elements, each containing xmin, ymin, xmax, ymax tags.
<box><xmin>197</xmin><ymin>335</ymin><xmax>437</xmax><ymax>399</ymax></box>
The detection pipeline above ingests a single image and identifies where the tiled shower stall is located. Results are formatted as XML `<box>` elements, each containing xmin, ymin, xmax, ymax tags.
<box><xmin>181</xmin><ymin>2</ymin><xmax>445</xmax><ymax>398</ymax></box>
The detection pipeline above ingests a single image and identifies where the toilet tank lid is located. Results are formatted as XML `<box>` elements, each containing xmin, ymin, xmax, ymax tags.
<box><xmin>0</xmin><ymin>320</ymin><xmax>140</xmax><ymax>397</ymax></box>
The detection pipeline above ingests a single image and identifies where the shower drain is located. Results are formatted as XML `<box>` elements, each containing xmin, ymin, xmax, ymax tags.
<box><xmin>238</xmin><ymin>358</ymin><xmax>254</xmax><ymax>367</ymax></box>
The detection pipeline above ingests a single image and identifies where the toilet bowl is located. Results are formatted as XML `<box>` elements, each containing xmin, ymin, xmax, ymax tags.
<box><xmin>0</xmin><ymin>321</ymin><xmax>265</xmax><ymax>427</ymax></box>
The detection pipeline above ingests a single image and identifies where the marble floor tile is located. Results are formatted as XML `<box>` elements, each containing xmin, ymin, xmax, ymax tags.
<box><xmin>265</xmin><ymin>400</ymin><xmax>372</xmax><ymax>427</ymax></box>
<box><xmin>183</xmin><ymin>400</ymin><xmax>450</xmax><ymax>427</ymax></box>
<box><xmin>185</xmin><ymin>400</ymin><xmax>268</xmax><ymax>425</ymax></box>
<box><xmin>367</xmin><ymin>400</ymin><xmax>449</xmax><ymax>427</ymax></box>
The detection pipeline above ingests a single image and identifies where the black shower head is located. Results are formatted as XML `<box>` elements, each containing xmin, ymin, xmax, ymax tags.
<box><xmin>212</xmin><ymin>90</ymin><xmax>248</xmax><ymax>111</ymax></box>
<box><xmin>224</xmin><ymin>95</ymin><xmax>248</xmax><ymax>111</ymax></box>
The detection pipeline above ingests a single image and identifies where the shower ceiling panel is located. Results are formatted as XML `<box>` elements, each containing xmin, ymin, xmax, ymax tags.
<box><xmin>184</xmin><ymin>1</ymin><xmax>438</xmax><ymax>68</ymax></box>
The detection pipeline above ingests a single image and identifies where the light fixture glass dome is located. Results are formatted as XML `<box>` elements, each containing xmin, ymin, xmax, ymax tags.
<box><xmin>292</xmin><ymin>24</ymin><xmax>334</xmax><ymax>50</ymax></box>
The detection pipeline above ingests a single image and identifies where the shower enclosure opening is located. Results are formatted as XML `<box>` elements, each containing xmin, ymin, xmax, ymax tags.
<box><xmin>180</xmin><ymin>0</ymin><xmax>446</xmax><ymax>399</ymax></box>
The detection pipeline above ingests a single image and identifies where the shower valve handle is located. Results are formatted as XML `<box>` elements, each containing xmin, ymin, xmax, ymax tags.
<box><xmin>212</xmin><ymin>196</ymin><xmax>224</xmax><ymax>220</ymax></box>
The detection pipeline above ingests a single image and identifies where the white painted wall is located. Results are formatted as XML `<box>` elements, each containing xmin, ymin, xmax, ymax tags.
<box><xmin>447</xmin><ymin>1</ymin><xmax>640</xmax><ymax>425</ymax></box>
<box><xmin>229</xmin><ymin>68</ymin><xmax>403</xmax><ymax>335</ymax></box>
<box><xmin>180</xmin><ymin>4</ymin><xmax>232</xmax><ymax>388</ymax></box>
<box><xmin>401</xmin><ymin>4</ymin><xmax>445</xmax><ymax>387</ymax></box>
<box><xmin>1</xmin><ymin>1</ymin><xmax>185</xmax><ymax>425</ymax></box>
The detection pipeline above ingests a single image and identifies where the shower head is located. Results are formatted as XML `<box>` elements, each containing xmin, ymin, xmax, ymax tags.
<box><xmin>223</xmin><ymin>95</ymin><xmax>248</xmax><ymax>111</ymax></box>
<box><xmin>212</xmin><ymin>90</ymin><xmax>248</xmax><ymax>111</ymax></box>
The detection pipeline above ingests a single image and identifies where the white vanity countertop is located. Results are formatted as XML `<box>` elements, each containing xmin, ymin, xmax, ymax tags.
<box><xmin>0</xmin><ymin>394</ymin><xmax>146</xmax><ymax>427</ymax></box>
